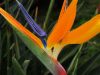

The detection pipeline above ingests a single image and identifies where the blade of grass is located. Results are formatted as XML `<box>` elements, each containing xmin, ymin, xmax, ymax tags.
<box><xmin>34</xmin><ymin>6</ymin><xmax>38</xmax><ymax>22</ymax></box>
<box><xmin>68</xmin><ymin>44</ymin><xmax>83</xmax><ymax>74</ymax></box>
<box><xmin>77</xmin><ymin>1</ymin><xmax>85</xmax><ymax>12</ymax></box>
<box><xmin>60</xmin><ymin>45</ymin><xmax>80</xmax><ymax>63</ymax></box>
<box><xmin>26</xmin><ymin>0</ymin><xmax>34</xmax><ymax>12</ymax></box>
<box><xmin>4</xmin><ymin>29</ymin><xmax>11</xmax><ymax>57</ymax></box>
<box><xmin>72</xmin><ymin>58</ymin><xmax>79</xmax><ymax>75</ymax></box>
<box><xmin>12</xmin><ymin>57</ymin><xmax>26</xmax><ymax>75</ymax></box>
<box><xmin>22</xmin><ymin>60</ymin><xmax>30</xmax><ymax>74</ymax></box>
<box><xmin>81</xmin><ymin>52</ymin><xmax>100</xmax><ymax>75</ymax></box>
<box><xmin>13</xmin><ymin>33</ymin><xmax>20</xmax><ymax>59</ymax></box>
<box><xmin>43</xmin><ymin>0</ymin><xmax>55</xmax><ymax>30</ymax></box>
<box><xmin>11</xmin><ymin>0</ymin><xmax>23</xmax><ymax>12</ymax></box>
<box><xmin>1</xmin><ymin>29</ymin><xmax>8</xmax><ymax>75</ymax></box>
<box><xmin>4</xmin><ymin>0</ymin><xmax>9</xmax><ymax>11</ymax></box>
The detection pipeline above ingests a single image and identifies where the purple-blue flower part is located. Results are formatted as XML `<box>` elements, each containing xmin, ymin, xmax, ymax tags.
<box><xmin>16</xmin><ymin>0</ymin><xmax>46</xmax><ymax>37</ymax></box>
<box><xmin>16</xmin><ymin>0</ymin><xmax>47</xmax><ymax>47</ymax></box>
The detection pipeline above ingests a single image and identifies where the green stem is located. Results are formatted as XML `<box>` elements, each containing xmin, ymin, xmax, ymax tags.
<box><xmin>68</xmin><ymin>44</ymin><xmax>83</xmax><ymax>74</ymax></box>
<box><xmin>60</xmin><ymin>46</ymin><xmax>79</xmax><ymax>63</ymax></box>
<box><xmin>72</xmin><ymin>59</ymin><xmax>79</xmax><ymax>75</ymax></box>
<box><xmin>82</xmin><ymin>52</ymin><xmax>100</xmax><ymax>75</ymax></box>
<box><xmin>14</xmin><ymin>33</ymin><xmax>20</xmax><ymax>59</ymax></box>
<box><xmin>34</xmin><ymin>6</ymin><xmax>38</xmax><ymax>22</ymax></box>
<box><xmin>43</xmin><ymin>0</ymin><xmax>55</xmax><ymax>30</ymax></box>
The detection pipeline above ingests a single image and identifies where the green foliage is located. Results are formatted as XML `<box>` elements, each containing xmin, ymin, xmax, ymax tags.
<box><xmin>0</xmin><ymin>0</ymin><xmax>100</xmax><ymax>75</ymax></box>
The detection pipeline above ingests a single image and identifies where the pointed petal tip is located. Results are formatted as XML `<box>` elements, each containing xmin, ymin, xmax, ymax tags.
<box><xmin>0</xmin><ymin>7</ymin><xmax>44</xmax><ymax>48</ymax></box>
<box><xmin>16</xmin><ymin>0</ymin><xmax>20</xmax><ymax>4</ymax></box>
<box><xmin>16</xmin><ymin>0</ymin><xmax>47</xmax><ymax>38</ymax></box>
<box><xmin>16</xmin><ymin>0</ymin><xmax>21</xmax><ymax>5</ymax></box>
<box><xmin>61</xmin><ymin>14</ymin><xmax>100</xmax><ymax>45</ymax></box>
<box><xmin>47</xmin><ymin>0</ymin><xmax>78</xmax><ymax>47</ymax></box>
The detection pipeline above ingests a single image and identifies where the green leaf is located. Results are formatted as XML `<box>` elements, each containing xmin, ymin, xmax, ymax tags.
<box><xmin>43</xmin><ymin>0</ymin><xmax>55</xmax><ymax>30</ymax></box>
<box><xmin>12</xmin><ymin>57</ymin><xmax>26</xmax><ymax>75</ymax></box>
<box><xmin>78</xmin><ymin>52</ymin><xmax>100</xmax><ymax>75</ymax></box>
<box><xmin>68</xmin><ymin>44</ymin><xmax>83</xmax><ymax>74</ymax></box>
<box><xmin>22</xmin><ymin>60</ymin><xmax>30</xmax><ymax>74</ymax></box>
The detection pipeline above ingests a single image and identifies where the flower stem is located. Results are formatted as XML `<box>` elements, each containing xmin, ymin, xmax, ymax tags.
<box><xmin>43</xmin><ymin>0</ymin><xmax>55</xmax><ymax>30</ymax></box>
<box><xmin>68</xmin><ymin>44</ymin><xmax>83</xmax><ymax>74</ymax></box>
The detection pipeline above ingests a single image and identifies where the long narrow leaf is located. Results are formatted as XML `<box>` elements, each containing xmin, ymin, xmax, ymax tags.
<box><xmin>12</xmin><ymin>57</ymin><xmax>26</xmax><ymax>75</ymax></box>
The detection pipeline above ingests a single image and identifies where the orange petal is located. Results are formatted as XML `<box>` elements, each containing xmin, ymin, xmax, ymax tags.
<box><xmin>0</xmin><ymin>7</ymin><xmax>43</xmax><ymax>48</ymax></box>
<box><xmin>58</xmin><ymin>0</ymin><xmax>68</xmax><ymax>19</ymax></box>
<box><xmin>47</xmin><ymin>0</ymin><xmax>78</xmax><ymax>47</ymax></box>
<box><xmin>61</xmin><ymin>14</ymin><xmax>100</xmax><ymax>46</ymax></box>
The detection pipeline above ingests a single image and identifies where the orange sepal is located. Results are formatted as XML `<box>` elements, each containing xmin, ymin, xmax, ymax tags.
<box><xmin>58</xmin><ymin>0</ymin><xmax>67</xmax><ymax>19</ymax></box>
<box><xmin>0</xmin><ymin>7</ymin><xmax>43</xmax><ymax>48</ymax></box>
<box><xmin>47</xmin><ymin>0</ymin><xmax>78</xmax><ymax>47</ymax></box>
<box><xmin>61</xmin><ymin>14</ymin><xmax>100</xmax><ymax>46</ymax></box>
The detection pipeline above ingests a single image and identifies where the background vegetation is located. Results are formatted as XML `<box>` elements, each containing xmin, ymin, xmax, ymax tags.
<box><xmin>0</xmin><ymin>0</ymin><xmax>100</xmax><ymax>75</ymax></box>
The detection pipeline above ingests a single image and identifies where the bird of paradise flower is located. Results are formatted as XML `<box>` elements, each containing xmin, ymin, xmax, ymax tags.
<box><xmin>0</xmin><ymin>0</ymin><xmax>100</xmax><ymax>75</ymax></box>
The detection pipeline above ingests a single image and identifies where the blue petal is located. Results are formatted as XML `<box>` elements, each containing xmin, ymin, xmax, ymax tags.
<box><xmin>40</xmin><ymin>38</ymin><xmax>47</xmax><ymax>48</ymax></box>
<box><xmin>16</xmin><ymin>0</ymin><xmax>47</xmax><ymax>47</ymax></box>
<box><xmin>16</xmin><ymin>0</ymin><xmax>47</xmax><ymax>38</ymax></box>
